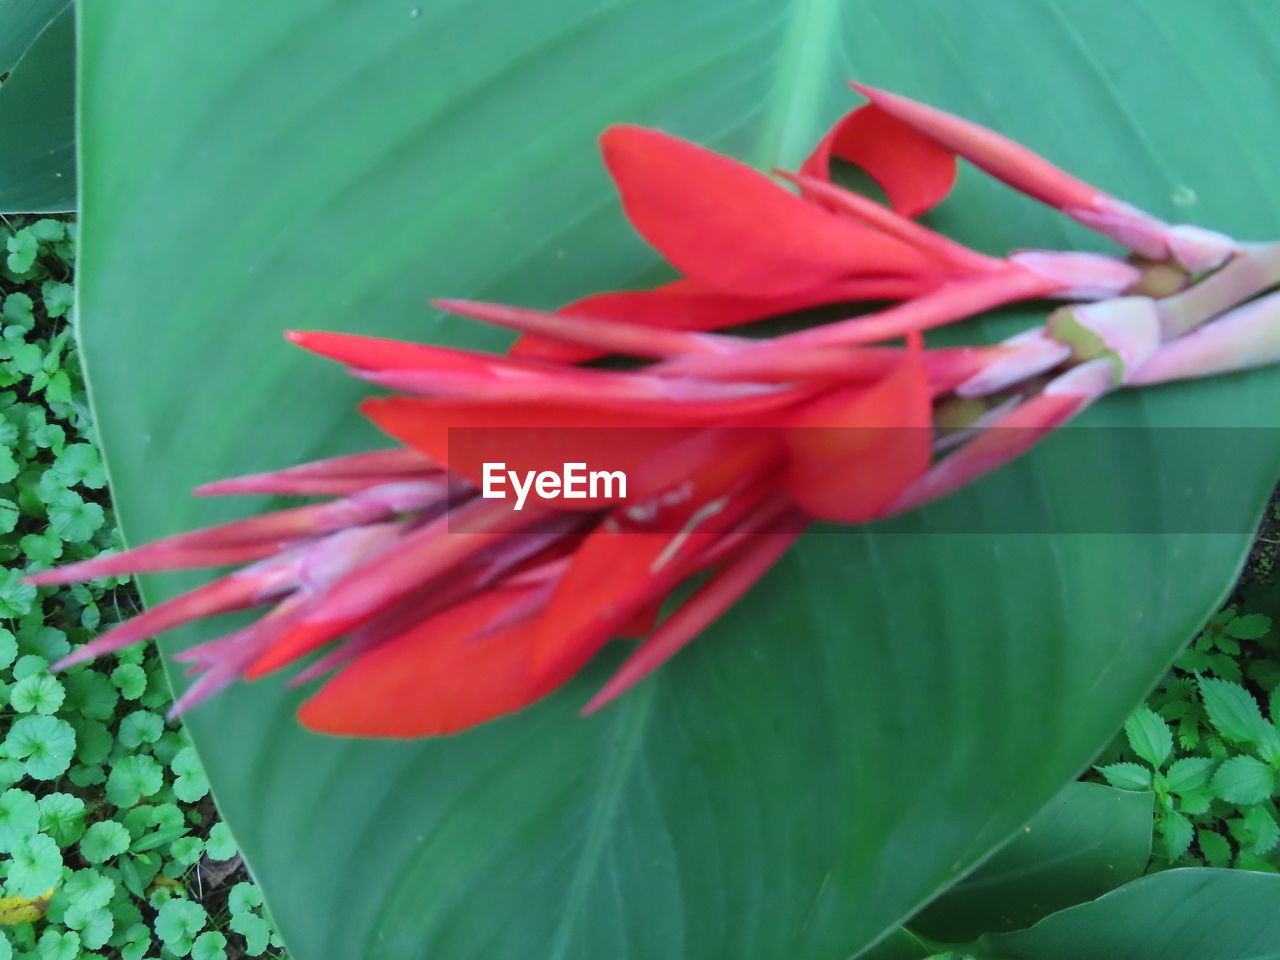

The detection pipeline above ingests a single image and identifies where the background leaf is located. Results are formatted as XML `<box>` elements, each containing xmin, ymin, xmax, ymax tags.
<box><xmin>910</xmin><ymin>783</ymin><xmax>1153</xmax><ymax>943</ymax></box>
<box><xmin>0</xmin><ymin>2</ymin><xmax>74</xmax><ymax>213</ymax></box>
<box><xmin>0</xmin><ymin>0</ymin><xmax>67</xmax><ymax>74</ymax></box>
<box><xmin>76</xmin><ymin>1</ymin><xmax>1280</xmax><ymax>958</ymax></box>
<box><xmin>969</xmin><ymin>869</ymin><xmax>1280</xmax><ymax>960</ymax></box>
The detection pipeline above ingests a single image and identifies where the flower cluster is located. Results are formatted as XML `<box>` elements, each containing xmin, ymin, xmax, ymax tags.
<box><xmin>30</xmin><ymin>84</ymin><xmax>1280</xmax><ymax>737</ymax></box>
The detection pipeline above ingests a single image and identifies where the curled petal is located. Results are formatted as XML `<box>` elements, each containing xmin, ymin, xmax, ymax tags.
<box><xmin>851</xmin><ymin>83</ymin><xmax>1101</xmax><ymax>211</ymax></box>
<box><xmin>800</xmin><ymin>103</ymin><xmax>958</xmax><ymax>217</ymax></box>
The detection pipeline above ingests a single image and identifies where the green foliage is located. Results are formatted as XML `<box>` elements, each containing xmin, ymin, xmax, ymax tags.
<box><xmin>0</xmin><ymin>218</ymin><xmax>287</xmax><ymax>955</ymax></box>
<box><xmin>1092</xmin><ymin>607</ymin><xmax>1280</xmax><ymax>871</ymax></box>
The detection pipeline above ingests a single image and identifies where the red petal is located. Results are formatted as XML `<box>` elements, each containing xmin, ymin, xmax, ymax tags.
<box><xmin>601</xmin><ymin>125</ymin><xmax>938</xmax><ymax>298</ymax></box>
<box><xmin>510</xmin><ymin>276</ymin><xmax>931</xmax><ymax>364</ymax></box>
<box><xmin>533</xmin><ymin>467</ymin><xmax>779</xmax><ymax>677</ymax></box>
<box><xmin>583</xmin><ymin>528</ymin><xmax>801</xmax><ymax>712</ymax></box>
<box><xmin>850</xmin><ymin>84</ymin><xmax>1101</xmax><ymax>212</ymax></box>
<box><xmin>361</xmin><ymin>395</ymin><xmax>697</xmax><ymax>502</ymax></box>
<box><xmin>782</xmin><ymin>337</ymin><xmax>933</xmax><ymax>522</ymax></box>
<box><xmin>800</xmin><ymin>104</ymin><xmax>958</xmax><ymax>218</ymax></box>
<box><xmin>297</xmin><ymin>586</ymin><xmax>576</xmax><ymax>737</ymax></box>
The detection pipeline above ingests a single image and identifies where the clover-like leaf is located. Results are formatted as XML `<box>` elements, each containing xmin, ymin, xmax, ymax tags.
<box><xmin>171</xmin><ymin>747</ymin><xmax>210</xmax><ymax>804</ymax></box>
<box><xmin>0</xmin><ymin>788</ymin><xmax>40</xmax><ymax>853</ymax></box>
<box><xmin>79</xmin><ymin>820</ymin><xmax>129</xmax><ymax>865</ymax></box>
<box><xmin>36</xmin><ymin>794</ymin><xmax>85</xmax><ymax>847</ymax></box>
<box><xmin>3</xmin><ymin>715</ymin><xmax>74</xmax><ymax>780</ymax></box>
<box><xmin>118</xmin><ymin>710</ymin><xmax>164</xmax><ymax>749</ymax></box>
<box><xmin>106</xmin><ymin>755</ymin><xmax>163</xmax><ymax>808</ymax></box>
<box><xmin>40</xmin><ymin>280</ymin><xmax>73</xmax><ymax>320</ymax></box>
<box><xmin>48</xmin><ymin>443</ymin><xmax>106</xmax><ymax>490</ymax></box>
<box><xmin>9</xmin><ymin>673</ymin><xmax>65</xmax><ymax>715</ymax></box>
<box><xmin>110</xmin><ymin>663</ymin><xmax>147</xmax><ymax>700</ymax></box>
<box><xmin>46</xmin><ymin>490</ymin><xmax>103</xmax><ymax>543</ymax></box>
<box><xmin>6</xmin><ymin>832</ymin><xmax>61</xmax><ymax>897</ymax></box>
<box><xmin>155</xmin><ymin>898</ymin><xmax>207</xmax><ymax>957</ymax></box>
<box><xmin>191</xmin><ymin>930</ymin><xmax>228</xmax><ymax>960</ymax></box>
<box><xmin>204</xmin><ymin>822</ymin><xmax>237</xmax><ymax>861</ymax></box>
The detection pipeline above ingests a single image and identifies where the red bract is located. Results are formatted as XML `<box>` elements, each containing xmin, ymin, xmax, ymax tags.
<box><xmin>511</xmin><ymin>99</ymin><xmax>1138</xmax><ymax>365</ymax></box>
<box><xmin>30</xmin><ymin>83</ymin><xmax>1280</xmax><ymax>737</ymax></box>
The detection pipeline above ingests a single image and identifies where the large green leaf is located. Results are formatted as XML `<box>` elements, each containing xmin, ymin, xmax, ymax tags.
<box><xmin>0</xmin><ymin>0</ymin><xmax>67</xmax><ymax>74</ymax></box>
<box><xmin>911</xmin><ymin>782</ymin><xmax>1154</xmax><ymax>943</ymax></box>
<box><xmin>970</xmin><ymin>869</ymin><xmax>1280</xmax><ymax>960</ymax></box>
<box><xmin>75</xmin><ymin>1</ymin><xmax>1280</xmax><ymax>958</ymax></box>
<box><xmin>0</xmin><ymin>1</ymin><xmax>73</xmax><ymax>213</ymax></box>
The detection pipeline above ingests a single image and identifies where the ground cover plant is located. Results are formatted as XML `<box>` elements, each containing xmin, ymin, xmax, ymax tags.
<box><xmin>0</xmin><ymin>215</ymin><xmax>285</xmax><ymax>959</ymax></box>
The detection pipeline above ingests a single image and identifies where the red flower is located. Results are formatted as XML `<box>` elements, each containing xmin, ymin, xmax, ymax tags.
<box><xmin>29</xmin><ymin>83</ymin><xmax>1276</xmax><ymax>737</ymax></box>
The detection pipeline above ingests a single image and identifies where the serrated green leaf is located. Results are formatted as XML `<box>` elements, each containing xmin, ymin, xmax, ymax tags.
<box><xmin>1125</xmin><ymin>707</ymin><xmax>1173</xmax><ymax>768</ymax></box>
<box><xmin>1159</xmin><ymin>811</ymin><xmax>1194</xmax><ymax>861</ymax></box>
<box><xmin>1241</xmin><ymin>806</ymin><xmax>1280</xmax><ymax>856</ymax></box>
<box><xmin>1199</xmin><ymin>676</ymin><xmax>1272</xmax><ymax>744</ymax></box>
<box><xmin>1225</xmin><ymin>613</ymin><xmax>1271</xmax><ymax>640</ymax></box>
<box><xmin>1096</xmin><ymin>762</ymin><xmax>1153</xmax><ymax>792</ymax></box>
<box><xmin>1165</xmin><ymin>757</ymin><xmax>1216</xmax><ymax>794</ymax></box>
<box><xmin>1197</xmin><ymin>828</ymin><xmax>1232</xmax><ymax>868</ymax></box>
<box><xmin>1211</xmin><ymin>755</ymin><xmax>1276</xmax><ymax>806</ymax></box>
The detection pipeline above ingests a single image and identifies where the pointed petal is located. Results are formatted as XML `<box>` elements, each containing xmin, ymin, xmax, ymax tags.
<box><xmin>510</xmin><ymin>277</ymin><xmax>930</xmax><ymax>364</ymax></box>
<box><xmin>195</xmin><ymin>447</ymin><xmax>438</xmax><ymax>497</ymax></box>
<box><xmin>30</xmin><ymin>482</ymin><xmax>448</xmax><ymax>587</ymax></box>
<box><xmin>434</xmin><ymin>298</ymin><xmax>734</xmax><ymax>359</ymax></box>
<box><xmin>800</xmin><ymin>103</ymin><xmax>958</xmax><ymax>217</ymax></box>
<box><xmin>891</xmin><ymin>358</ymin><xmax>1114</xmax><ymax>513</ymax></box>
<box><xmin>25</xmin><ymin>542</ymin><xmax>285</xmax><ymax>585</ymax></box>
<box><xmin>600</xmin><ymin>125</ymin><xmax>939</xmax><ymax>297</ymax></box>
<box><xmin>782</xmin><ymin>268</ymin><xmax>1055</xmax><ymax>348</ymax></box>
<box><xmin>584</xmin><ymin>529</ymin><xmax>800</xmax><ymax>712</ymax></box>
<box><xmin>361</xmin><ymin>394</ymin><xmax>698</xmax><ymax>498</ymax></box>
<box><xmin>287</xmin><ymin>330</ymin><xmax>544</xmax><ymax>375</ymax></box>
<box><xmin>52</xmin><ymin>555</ymin><xmax>301</xmax><ymax>670</ymax></box>
<box><xmin>250</xmin><ymin>499</ymin><xmax>541</xmax><ymax>674</ymax></box>
<box><xmin>297</xmin><ymin>586</ymin><xmax>574</xmax><ymax>737</ymax></box>
<box><xmin>782</xmin><ymin>336</ymin><xmax>933</xmax><ymax>522</ymax></box>
<box><xmin>850</xmin><ymin>83</ymin><xmax>1102</xmax><ymax>211</ymax></box>
<box><xmin>534</xmin><ymin>469</ymin><xmax>779</xmax><ymax>677</ymax></box>
<box><xmin>777</xmin><ymin>170</ymin><xmax>995</xmax><ymax>273</ymax></box>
